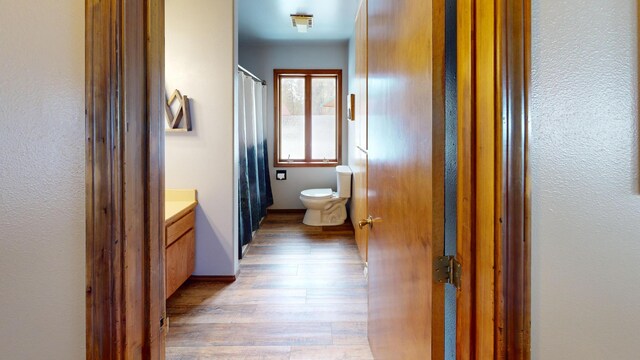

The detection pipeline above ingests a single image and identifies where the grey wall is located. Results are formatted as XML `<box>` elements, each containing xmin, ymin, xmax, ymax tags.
<box><xmin>444</xmin><ymin>1</ymin><xmax>457</xmax><ymax>358</ymax></box>
<box><xmin>165</xmin><ymin>0</ymin><xmax>238</xmax><ymax>275</ymax></box>
<box><xmin>239</xmin><ymin>41</ymin><xmax>350</xmax><ymax>209</ymax></box>
<box><xmin>531</xmin><ymin>0</ymin><xmax>640</xmax><ymax>358</ymax></box>
<box><xmin>0</xmin><ymin>1</ymin><xmax>86</xmax><ymax>358</ymax></box>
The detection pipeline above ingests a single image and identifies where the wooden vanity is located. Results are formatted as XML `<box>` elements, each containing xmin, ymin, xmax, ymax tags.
<box><xmin>165</xmin><ymin>189</ymin><xmax>197</xmax><ymax>299</ymax></box>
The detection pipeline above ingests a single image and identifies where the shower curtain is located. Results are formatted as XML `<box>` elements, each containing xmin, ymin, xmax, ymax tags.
<box><xmin>238</xmin><ymin>70</ymin><xmax>273</xmax><ymax>257</ymax></box>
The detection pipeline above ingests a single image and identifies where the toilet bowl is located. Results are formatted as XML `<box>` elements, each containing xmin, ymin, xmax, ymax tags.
<box><xmin>300</xmin><ymin>166</ymin><xmax>352</xmax><ymax>226</ymax></box>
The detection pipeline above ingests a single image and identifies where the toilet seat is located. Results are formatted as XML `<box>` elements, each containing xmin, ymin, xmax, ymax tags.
<box><xmin>300</xmin><ymin>188</ymin><xmax>334</xmax><ymax>200</ymax></box>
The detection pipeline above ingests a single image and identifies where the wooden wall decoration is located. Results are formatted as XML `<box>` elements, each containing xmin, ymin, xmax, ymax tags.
<box><xmin>347</xmin><ymin>94</ymin><xmax>356</xmax><ymax>121</ymax></box>
<box><xmin>165</xmin><ymin>89</ymin><xmax>192</xmax><ymax>131</ymax></box>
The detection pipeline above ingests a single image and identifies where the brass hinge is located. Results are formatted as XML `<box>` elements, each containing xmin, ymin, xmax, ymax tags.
<box><xmin>434</xmin><ymin>256</ymin><xmax>462</xmax><ymax>289</ymax></box>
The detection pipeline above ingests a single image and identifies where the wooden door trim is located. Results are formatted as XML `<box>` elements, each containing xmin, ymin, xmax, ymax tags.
<box><xmin>455</xmin><ymin>0</ymin><xmax>476</xmax><ymax>357</ymax></box>
<box><xmin>495</xmin><ymin>0</ymin><xmax>532</xmax><ymax>357</ymax></box>
<box><xmin>456</xmin><ymin>0</ymin><xmax>531</xmax><ymax>358</ymax></box>
<box><xmin>146</xmin><ymin>1</ymin><xmax>166</xmax><ymax>358</ymax></box>
<box><xmin>85</xmin><ymin>0</ymin><xmax>165</xmax><ymax>358</ymax></box>
<box><xmin>85</xmin><ymin>2</ymin><xmax>119</xmax><ymax>357</ymax></box>
<box><xmin>475</xmin><ymin>0</ymin><xmax>497</xmax><ymax>357</ymax></box>
<box><xmin>523</xmin><ymin>0</ymin><xmax>532</xmax><ymax>355</ymax></box>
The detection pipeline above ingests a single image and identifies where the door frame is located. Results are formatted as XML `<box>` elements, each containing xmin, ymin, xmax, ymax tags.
<box><xmin>85</xmin><ymin>0</ymin><xmax>165</xmax><ymax>358</ymax></box>
<box><xmin>456</xmin><ymin>0</ymin><xmax>531</xmax><ymax>358</ymax></box>
<box><xmin>84</xmin><ymin>0</ymin><xmax>530</xmax><ymax>357</ymax></box>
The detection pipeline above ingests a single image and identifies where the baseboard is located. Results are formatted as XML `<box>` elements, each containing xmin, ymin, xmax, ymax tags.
<box><xmin>267</xmin><ymin>208</ymin><xmax>306</xmax><ymax>214</ymax></box>
<box><xmin>188</xmin><ymin>275</ymin><xmax>236</xmax><ymax>283</ymax></box>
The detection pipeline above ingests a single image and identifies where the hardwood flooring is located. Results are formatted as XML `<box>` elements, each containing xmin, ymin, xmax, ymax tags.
<box><xmin>166</xmin><ymin>213</ymin><xmax>373</xmax><ymax>359</ymax></box>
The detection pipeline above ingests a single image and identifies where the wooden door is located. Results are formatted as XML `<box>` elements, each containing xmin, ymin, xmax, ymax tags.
<box><xmin>351</xmin><ymin>0</ymin><xmax>369</xmax><ymax>262</ymax></box>
<box><xmin>86</xmin><ymin>0</ymin><xmax>166</xmax><ymax>358</ymax></box>
<box><xmin>366</xmin><ymin>0</ymin><xmax>446</xmax><ymax>358</ymax></box>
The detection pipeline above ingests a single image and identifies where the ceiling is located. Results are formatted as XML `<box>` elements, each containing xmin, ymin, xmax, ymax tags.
<box><xmin>238</xmin><ymin>0</ymin><xmax>360</xmax><ymax>43</ymax></box>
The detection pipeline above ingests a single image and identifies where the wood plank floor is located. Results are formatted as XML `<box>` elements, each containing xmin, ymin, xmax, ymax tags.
<box><xmin>166</xmin><ymin>212</ymin><xmax>373</xmax><ymax>359</ymax></box>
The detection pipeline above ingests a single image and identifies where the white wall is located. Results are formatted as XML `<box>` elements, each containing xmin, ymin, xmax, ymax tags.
<box><xmin>239</xmin><ymin>41</ymin><xmax>350</xmax><ymax>209</ymax></box>
<box><xmin>165</xmin><ymin>0</ymin><xmax>238</xmax><ymax>275</ymax></box>
<box><xmin>0</xmin><ymin>1</ymin><xmax>85</xmax><ymax>358</ymax></box>
<box><xmin>531</xmin><ymin>0</ymin><xmax>640</xmax><ymax>358</ymax></box>
<box><xmin>347</xmin><ymin>35</ymin><xmax>357</xmax><ymax>180</ymax></box>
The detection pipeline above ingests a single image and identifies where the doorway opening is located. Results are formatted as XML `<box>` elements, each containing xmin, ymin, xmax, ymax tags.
<box><xmin>163</xmin><ymin>0</ymin><xmax>372</xmax><ymax>358</ymax></box>
<box><xmin>84</xmin><ymin>0</ymin><xmax>531</xmax><ymax>358</ymax></box>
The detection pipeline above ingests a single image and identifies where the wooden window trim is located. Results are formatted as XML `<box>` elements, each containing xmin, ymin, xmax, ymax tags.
<box><xmin>273</xmin><ymin>69</ymin><xmax>343</xmax><ymax>168</ymax></box>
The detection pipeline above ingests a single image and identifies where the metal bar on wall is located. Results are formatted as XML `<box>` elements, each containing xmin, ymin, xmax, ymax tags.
<box><xmin>238</xmin><ymin>65</ymin><xmax>266</xmax><ymax>85</ymax></box>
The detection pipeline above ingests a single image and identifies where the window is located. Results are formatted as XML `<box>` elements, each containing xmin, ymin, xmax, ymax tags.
<box><xmin>274</xmin><ymin>69</ymin><xmax>342</xmax><ymax>167</ymax></box>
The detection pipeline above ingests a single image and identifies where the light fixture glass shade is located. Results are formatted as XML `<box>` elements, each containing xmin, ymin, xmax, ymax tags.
<box><xmin>295</xmin><ymin>18</ymin><xmax>308</xmax><ymax>33</ymax></box>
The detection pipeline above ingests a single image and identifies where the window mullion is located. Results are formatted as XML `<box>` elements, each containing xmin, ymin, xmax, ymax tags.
<box><xmin>305</xmin><ymin>75</ymin><xmax>312</xmax><ymax>162</ymax></box>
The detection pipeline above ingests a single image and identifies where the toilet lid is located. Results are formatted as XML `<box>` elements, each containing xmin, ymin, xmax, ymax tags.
<box><xmin>301</xmin><ymin>188</ymin><xmax>334</xmax><ymax>199</ymax></box>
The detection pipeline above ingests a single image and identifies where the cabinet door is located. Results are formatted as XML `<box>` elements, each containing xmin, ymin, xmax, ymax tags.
<box><xmin>166</xmin><ymin>229</ymin><xmax>196</xmax><ymax>298</ymax></box>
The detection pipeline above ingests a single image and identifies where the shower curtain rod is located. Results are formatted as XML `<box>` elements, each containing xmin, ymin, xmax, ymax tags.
<box><xmin>238</xmin><ymin>65</ymin><xmax>266</xmax><ymax>85</ymax></box>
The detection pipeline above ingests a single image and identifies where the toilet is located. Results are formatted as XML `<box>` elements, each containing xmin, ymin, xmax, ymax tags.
<box><xmin>300</xmin><ymin>166</ymin><xmax>352</xmax><ymax>226</ymax></box>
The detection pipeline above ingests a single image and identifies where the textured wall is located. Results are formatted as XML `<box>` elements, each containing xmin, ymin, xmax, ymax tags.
<box><xmin>531</xmin><ymin>0</ymin><xmax>640</xmax><ymax>358</ymax></box>
<box><xmin>165</xmin><ymin>0</ymin><xmax>238</xmax><ymax>275</ymax></box>
<box><xmin>0</xmin><ymin>1</ymin><xmax>86</xmax><ymax>358</ymax></box>
<box><xmin>239</xmin><ymin>42</ymin><xmax>350</xmax><ymax>209</ymax></box>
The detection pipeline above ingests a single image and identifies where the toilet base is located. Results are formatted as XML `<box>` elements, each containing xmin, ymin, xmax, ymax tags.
<box><xmin>302</xmin><ymin>199</ymin><xmax>348</xmax><ymax>226</ymax></box>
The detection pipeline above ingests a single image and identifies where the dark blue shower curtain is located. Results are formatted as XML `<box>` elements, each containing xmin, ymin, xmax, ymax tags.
<box><xmin>238</xmin><ymin>70</ymin><xmax>273</xmax><ymax>257</ymax></box>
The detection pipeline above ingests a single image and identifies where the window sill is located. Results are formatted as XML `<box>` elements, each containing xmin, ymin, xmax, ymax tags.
<box><xmin>274</xmin><ymin>161</ymin><xmax>341</xmax><ymax>168</ymax></box>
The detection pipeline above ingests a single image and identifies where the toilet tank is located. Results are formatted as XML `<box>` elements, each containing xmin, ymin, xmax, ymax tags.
<box><xmin>336</xmin><ymin>165</ymin><xmax>352</xmax><ymax>198</ymax></box>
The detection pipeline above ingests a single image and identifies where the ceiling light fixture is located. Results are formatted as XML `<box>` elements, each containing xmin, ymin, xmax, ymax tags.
<box><xmin>291</xmin><ymin>14</ymin><xmax>313</xmax><ymax>33</ymax></box>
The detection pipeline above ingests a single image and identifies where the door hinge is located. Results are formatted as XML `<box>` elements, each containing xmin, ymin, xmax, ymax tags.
<box><xmin>434</xmin><ymin>256</ymin><xmax>462</xmax><ymax>289</ymax></box>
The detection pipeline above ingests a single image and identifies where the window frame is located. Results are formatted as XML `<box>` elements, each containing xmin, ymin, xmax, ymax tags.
<box><xmin>273</xmin><ymin>69</ymin><xmax>343</xmax><ymax>167</ymax></box>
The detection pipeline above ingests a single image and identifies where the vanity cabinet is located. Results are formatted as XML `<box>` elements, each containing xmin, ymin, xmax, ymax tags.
<box><xmin>165</xmin><ymin>189</ymin><xmax>197</xmax><ymax>299</ymax></box>
<box><xmin>165</xmin><ymin>209</ymin><xmax>195</xmax><ymax>298</ymax></box>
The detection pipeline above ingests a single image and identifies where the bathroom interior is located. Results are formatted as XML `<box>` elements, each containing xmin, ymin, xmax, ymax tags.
<box><xmin>165</xmin><ymin>0</ymin><xmax>366</xmax><ymax>312</ymax></box>
<box><xmin>162</xmin><ymin>0</ymin><xmax>372</xmax><ymax>356</ymax></box>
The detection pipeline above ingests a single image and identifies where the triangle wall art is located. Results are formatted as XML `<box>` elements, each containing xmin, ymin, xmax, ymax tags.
<box><xmin>165</xmin><ymin>89</ymin><xmax>192</xmax><ymax>132</ymax></box>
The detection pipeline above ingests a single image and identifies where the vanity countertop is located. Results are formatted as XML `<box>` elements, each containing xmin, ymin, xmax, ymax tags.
<box><xmin>165</xmin><ymin>189</ymin><xmax>197</xmax><ymax>224</ymax></box>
